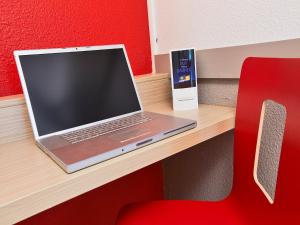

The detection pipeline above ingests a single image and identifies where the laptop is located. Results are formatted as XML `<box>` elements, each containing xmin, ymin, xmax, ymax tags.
<box><xmin>14</xmin><ymin>45</ymin><xmax>197</xmax><ymax>173</ymax></box>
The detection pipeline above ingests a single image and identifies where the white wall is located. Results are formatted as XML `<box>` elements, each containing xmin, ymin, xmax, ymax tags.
<box><xmin>150</xmin><ymin>0</ymin><xmax>300</xmax><ymax>54</ymax></box>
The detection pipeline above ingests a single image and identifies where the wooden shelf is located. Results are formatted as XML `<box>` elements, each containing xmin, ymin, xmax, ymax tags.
<box><xmin>0</xmin><ymin>102</ymin><xmax>235</xmax><ymax>225</ymax></box>
<box><xmin>0</xmin><ymin>73</ymin><xmax>235</xmax><ymax>224</ymax></box>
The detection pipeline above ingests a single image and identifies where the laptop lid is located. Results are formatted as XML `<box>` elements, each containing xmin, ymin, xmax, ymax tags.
<box><xmin>14</xmin><ymin>45</ymin><xmax>143</xmax><ymax>140</ymax></box>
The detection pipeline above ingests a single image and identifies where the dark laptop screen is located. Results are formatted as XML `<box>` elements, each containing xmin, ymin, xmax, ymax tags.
<box><xmin>19</xmin><ymin>48</ymin><xmax>141</xmax><ymax>136</ymax></box>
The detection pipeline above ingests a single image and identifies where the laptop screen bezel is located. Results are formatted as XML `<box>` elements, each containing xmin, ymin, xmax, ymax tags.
<box><xmin>14</xmin><ymin>44</ymin><xmax>143</xmax><ymax>140</ymax></box>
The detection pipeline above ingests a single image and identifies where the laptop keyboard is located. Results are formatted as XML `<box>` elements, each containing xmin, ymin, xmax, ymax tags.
<box><xmin>61</xmin><ymin>113</ymin><xmax>152</xmax><ymax>144</ymax></box>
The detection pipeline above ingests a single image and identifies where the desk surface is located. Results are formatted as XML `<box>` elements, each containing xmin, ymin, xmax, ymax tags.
<box><xmin>0</xmin><ymin>101</ymin><xmax>235</xmax><ymax>225</ymax></box>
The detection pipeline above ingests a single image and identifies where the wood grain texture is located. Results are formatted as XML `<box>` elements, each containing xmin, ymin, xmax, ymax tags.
<box><xmin>0</xmin><ymin>103</ymin><xmax>235</xmax><ymax>225</ymax></box>
<box><xmin>136</xmin><ymin>73</ymin><xmax>171</xmax><ymax>107</ymax></box>
<box><xmin>0</xmin><ymin>73</ymin><xmax>171</xmax><ymax>145</ymax></box>
<box><xmin>0</xmin><ymin>94</ymin><xmax>31</xmax><ymax>144</ymax></box>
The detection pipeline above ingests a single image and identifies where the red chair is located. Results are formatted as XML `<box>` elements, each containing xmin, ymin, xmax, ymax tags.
<box><xmin>116</xmin><ymin>58</ymin><xmax>300</xmax><ymax>225</ymax></box>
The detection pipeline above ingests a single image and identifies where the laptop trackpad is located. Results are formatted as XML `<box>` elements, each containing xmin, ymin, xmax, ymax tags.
<box><xmin>110</xmin><ymin>129</ymin><xmax>151</xmax><ymax>143</ymax></box>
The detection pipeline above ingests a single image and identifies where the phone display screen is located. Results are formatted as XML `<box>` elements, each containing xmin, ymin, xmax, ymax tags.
<box><xmin>171</xmin><ymin>49</ymin><xmax>196</xmax><ymax>89</ymax></box>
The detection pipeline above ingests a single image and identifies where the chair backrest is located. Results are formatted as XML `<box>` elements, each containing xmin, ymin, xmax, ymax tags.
<box><xmin>232</xmin><ymin>58</ymin><xmax>300</xmax><ymax>217</ymax></box>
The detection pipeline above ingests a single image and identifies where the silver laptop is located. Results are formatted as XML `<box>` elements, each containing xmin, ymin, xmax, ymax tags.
<box><xmin>14</xmin><ymin>45</ymin><xmax>197</xmax><ymax>173</ymax></box>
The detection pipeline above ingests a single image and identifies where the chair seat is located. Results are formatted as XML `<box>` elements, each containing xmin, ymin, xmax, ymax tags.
<box><xmin>116</xmin><ymin>200</ymin><xmax>235</xmax><ymax>225</ymax></box>
<box><xmin>116</xmin><ymin>199</ymin><xmax>296</xmax><ymax>225</ymax></box>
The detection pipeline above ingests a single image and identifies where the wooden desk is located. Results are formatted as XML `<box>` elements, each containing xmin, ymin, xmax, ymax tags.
<box><xmin>0</xmin><ymin>74</ymin><xmax>235</xmax><ymax>225</ymax></box>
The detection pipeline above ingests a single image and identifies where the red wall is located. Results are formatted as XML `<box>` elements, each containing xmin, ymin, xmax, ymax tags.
<box><xmin>0</xmin><ymin>0</ymin><xmax>152</xmax><ymax>97</ymax></box>
<box><xmin>0</xmin><ymin>1</ymin><xmax>163</xmax><ymax>224</ymax></box>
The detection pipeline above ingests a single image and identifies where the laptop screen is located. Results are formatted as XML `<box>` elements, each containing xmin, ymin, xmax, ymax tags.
<box><xmin>18</xmin><ymin>47</ymin><xmax>141</xmax><ymax>136</ymax></box>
